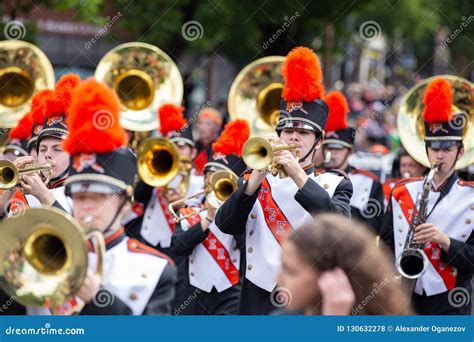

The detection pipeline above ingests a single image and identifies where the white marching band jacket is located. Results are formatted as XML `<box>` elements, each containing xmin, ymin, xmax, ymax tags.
<box><xmin>389</xmin><ymin>177</ymin><xmax>473</xmax><ymax>296</ymax></box>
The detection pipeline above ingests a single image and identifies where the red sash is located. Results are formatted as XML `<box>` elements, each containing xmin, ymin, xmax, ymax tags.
<box><xmin>393</xmin><ymin>184</ymin><xmax>456</xmax><ymax>290</ymax></box>
<box><xmin>156</xmin><ymin>189</ymin><xmax>175</xmax><ymax>233</ymax></box>
<box><xmin>257</xmin><ymin>178</ymin><xmax>293</xmax><ymax>246</ymax></box>
<box><xmin>182</xmin><ymin>208</ymin><xmax>239</xmax><ymax>285</ymax></box>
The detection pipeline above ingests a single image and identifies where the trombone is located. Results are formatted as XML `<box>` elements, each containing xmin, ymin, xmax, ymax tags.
<box><xmin>242</xmin><ymin>136</ymin><xmax>300</xmax><ymax>178</ymax></box>
<box><xmin>0</xmin><ymin>208</ymin><xmax>105</xmax><ymax>315</ymax></box>
<box><xmin>0</xmin><ymin>160</ymin><xmax>53</xmax><ymax>190</ymax></box>
<box><xmin>168</xmin><ymin>170</ymin><xmax>238</xmax><ymax>222</ymax></box>
<box><xmin>137</xmin><ymin>136</ymin><xmax>191</xmax><ymax>194</ymax></box>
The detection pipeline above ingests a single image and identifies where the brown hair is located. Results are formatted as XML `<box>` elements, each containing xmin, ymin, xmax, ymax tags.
<box><xmin>287</xmin><ymin>214</ymin><xmax>412</xmax><ymax>315</ymax></box>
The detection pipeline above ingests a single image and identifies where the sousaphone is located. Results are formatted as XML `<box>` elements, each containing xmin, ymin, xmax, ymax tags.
<box><xmin>0</xmin><ymin>40</ymin><xmax>55</xmax><ymax>128</ymax></box>
<box><xmin>95</xmin><ymin>42</ymin><xmax>183</xmax><ymax>134</ymax></box>
<box><xmin>228</xmin><ymin>56</ymin><xmax>285</xmax><ymax>136</ymax></box>
<box><xmin>398</xmin><ymin>75</ymin><xmax>473</xmax><ymax>169</ymax></box>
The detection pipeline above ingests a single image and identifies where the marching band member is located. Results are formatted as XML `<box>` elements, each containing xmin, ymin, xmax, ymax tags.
<box><xmin>129</xmin><ymin>104</ymin><xmax>203</xmax><ymax>257</ymax></box>
<box><xmin>276</xmin><ymin>214</ymin><xmax>412</xmax><ymax>315</ymax></box>
<box><xmin>27</xmin><ymin>89</ymin><xmax>55</xmax><ymax>160</ymax></box>
<box><xmin>383</xmin><ymin>148</ymin><xmax>428</xmax><ymax>208</ymax></box>
<box><xmin>2</xmin><ymin>114</ymin><xmax>30</xmax><ymax>161</ymax></box>
<box><xmin>170</xmin><ymin>119</ymin><xmax>248</xmax><ymax>315</ymax></box>
<box><xmin>381</xmin><ymin>78</ymin><xmax>473</xmax><ymax>315</ymax></box>
<box><xmin>323</xmin><ymin>91</ymin><xmax>384</xmax><ymax>233</ymax></box>
<box><xmin>194</xmin><ymin>107</ymin><xmax>223</xmax><ymax>174</ymax></box>
<box><xmin>214</xmin><ymin>47</ymin><xmax>353</xmax><ymax>315</ymax></box>
<box><xmin>21</xmin><ymin>74</ymin><xmax>81</xmax><ymax>212</ymax></box>
<box><xmin>62</xmin><ymin>78</ymin><xmax>176</xmax><ymax>315</ymax></box>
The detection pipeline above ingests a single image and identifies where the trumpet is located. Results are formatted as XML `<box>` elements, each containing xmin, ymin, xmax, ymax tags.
<box><xmin>0</xmin><ymin>208</ymin><xmax>104</xmax><ymax>315</ymax></box>
<box><xmin>396</xmin><ymin>164</ymin><xmax>439</xmax><ymax>279</ymax></box>
<box><xmin>0</xmin><ymin>160</ymin><xmax>53</xmax><ymax>190</ymax></box>
<box><xmin>242</xmin><ymin>136</ymin><xmax>300</xmax><ymax>178</ymax></box>
<box><xmin>168</xmin><ymin>170</ymin><xmax>238</xmax><ymax>222</ymax></box>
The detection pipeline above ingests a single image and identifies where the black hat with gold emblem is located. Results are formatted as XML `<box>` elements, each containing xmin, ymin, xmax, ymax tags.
<box><xmin>63</xmin><ymin>78</ymin><xmax>135</xmax><ymax>197</ymax></box>
<box><xmin>276</xmin><ymin>46</ymin><xmax>328</xmax><ymax>135</ymax></box>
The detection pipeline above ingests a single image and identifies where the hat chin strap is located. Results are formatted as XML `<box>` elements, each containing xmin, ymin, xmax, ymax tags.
<box><xmin>102</xmin><ymin>195</ymin><xmax>128</xmax><ymax>237</ymax></box>
<box><xmin>298</xmin><ymin>137</ymin><xmax>320</xmax><ymax>164</ymax></box>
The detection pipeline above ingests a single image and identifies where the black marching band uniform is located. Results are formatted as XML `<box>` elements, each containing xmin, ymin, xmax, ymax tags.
<box><xmin>214</xmin><ymin>47</ymin><xmax>353</xmax><ymax>314</ymax></box>
<box><xmin>171</xmin><ymin>119</ymin><xmax>249</xmax><ymax>315</ymax></box>
<box><xmin>381</xmin><ymin>78</ymin><xmax>474</xmax><ymax>315</ymax></box>
<box><xmin>126</xmin><ymin>104</ymin><xmax>204</xmax><ymax>258</ymax></box>
<box><xmin>322</xmin><ymin>91</ymin><xmax>384</xmax><ymax>234</ymax></box>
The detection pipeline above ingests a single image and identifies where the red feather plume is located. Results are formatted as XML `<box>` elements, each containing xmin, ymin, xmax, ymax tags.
<box><xmin>9</xmin><ymin>111</ymin><xmax>33</xmax><ymax>140</ymax></box>
<box><xmin>212</xmin><ymin>119</ymin><xmax>250</xmax><ymax>157</ymax></box>
<box><xmin>282</xmin><ymin>46</ymin><xmax>325</xmax><ymax>102</ymax></box>
<box><xmin>30</xmin><ymin>89</ymin><xmax>54</xmax><ymax>125</ymax></box>
<box><xmin>324</xmin><ymin>91</ymin><xmax>349</xmax><ymax>131</ymax></box>
<box><xmin>63</xmin><ymin>78</ymin><xmax>127</xmax><ymax>155</ymax></box>
<box><xmin>158</xmin><ymin>104</ymin><xmax>187</xmax><ymax>136</ymax></box>
<box><xmin>422</xmin><ymin>79</ymin><xmax>453</xmax><ymax>123</ymax></box>
<box><xmin>44</xmin><ymin>73</ymin><xmax>81</xmax><ymax>119</ymax></box>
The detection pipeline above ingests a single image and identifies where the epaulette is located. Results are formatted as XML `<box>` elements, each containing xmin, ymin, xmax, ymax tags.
<box><xmin>350</xmin><ymin>168</ymin><xmax>380</xmax><ymax>182</ymax></box>
<box><xmin>457</xmin><ymin>179</ymin><xmax>474</xmax><ymax>188</ymax></box>
<box><xmin>127</xmin><ymin>239</ymin><xmax>175</xmax><ymax>266</ymax></box>
<box><xmin>321</xmin><ymin>168</ymin><xmax>350</xmax><ymax>180</ymax></box>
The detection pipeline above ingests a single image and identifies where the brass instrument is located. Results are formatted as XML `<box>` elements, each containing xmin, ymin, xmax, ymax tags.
<box><xmin>137</xmin><ymin>136</ymin><xmax>184</xmax><ymax>187</ymax></box>
<box><xmin>169</xmin><ymin>170</ymin><xmax>238</xmax><ymax>222</ymax></box>
<box><xmin>242</xmin><ymin>136</ymin><xmax>300</xmax><ymax>178</ymax></box>
<box><xmin>0</xmin><ymin>40</ymin><xmax>55</xmax><ymax>128</ymax></box>
<box><xmin>162</xmin><ymin>157</ymin><xmax>193</xmax><ymax>201</ymax></box>
<box><xmin>396</xmin><ymin>164</ymin><xmax>439</xmax><ymax>279</ymax></box>
<box><xmin>398</xmin><ymin>75</ymin><xmax>473</xmax><ymax>170</ymax></box>
<box><xmin>0</xmin><ymin>208</ymin><xmax>104</xmax><ymax>314</ymax></box>
<box><xmin>228</xmin><ymin>56</ymin><xmax>285</xmax><ymax>136</ymax></box>
<box><xmin>95</xmin><ymin>42</ymin><xmax>183</xmax><ymax>136</ymax></box>
<box><xmin>0</xmin><ymin>160</ymin><xmax>53</xmax><ymax>190</ymax></box>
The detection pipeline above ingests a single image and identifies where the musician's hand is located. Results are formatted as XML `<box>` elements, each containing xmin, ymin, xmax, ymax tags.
<box><xmin>273</xmin><ymin>150</ymin><xmax>308</xmax><ymax>189</ymax></box>
<box><xmin>205</xmin><ymin>200</ymin><xmax>217</xmax><ymax>220</ymax></box>
<box><xmin>414</xmin><ymin>223</ymin><xmax>451</xmax><ymax>252</ymax></box>
<box><xmin>244</xmin><ymin>169</ymin><xmax>268</xmax><ymax>195</ymax></box>
<box><xmin>12</xmin><ymin>156</ymin><xmax>35</xmax><ymax>169</ymax></box>
<box><xmin>20</xmin><ymin>173</ymin><xmax>55</xmax><ymax>206</ymax></box>
<box><xmin>318</xmin><ymin>267</ymin><xmax>355</xmax><ymax>315</ymax></box>
<box><xmin>77</xmin><ymin>269</ymin><xmax>101</xmax><ymax>304</ymax></box>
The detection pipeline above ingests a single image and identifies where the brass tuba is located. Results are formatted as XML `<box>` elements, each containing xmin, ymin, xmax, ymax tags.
<box><xmin>0</xmin><ymin>40</ymin><xmax>55</xmax><ymax>128</ymax></box>
<box><xmin>95</xmin><ymin>42</ymin><xmax>183</xmax><ymax>140</ymax></box>
<box><xmin>0</xmin><ymin>160</ymin><xmax>53</xmax><ymax>190</ymax></box>
<box><xmin>242</xmin><ymin>136</ymin><xmax>300</xmax><ymax>178</ymax></box>
<box><xmin>398</xmin><ymin>75</ymin><xmax>473</xmax><ymax>170</ymax></box>
<box><xmin>0</xmin><ymin>208</ymin><xmax>104</xmax><ymax>314</ymax></box>
<box><xmin>228</xmin><ymin>56</ymin><xmax>285</xmax><ymax>136</ymax></box>
<box><xmin>168</xmin><ymin>170</ymin><xmax>238</xmax><ymax>222</ymax></box>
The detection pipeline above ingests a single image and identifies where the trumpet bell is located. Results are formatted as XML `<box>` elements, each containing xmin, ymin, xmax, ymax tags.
<box><xmin>228</xmin><ymin>56</ymin><xmax>285</xmax><ymax>136</ymax></box>
<box><xmin>0</xmin><ymin>40</ymin><xmax>55</xmax><ymax>128</ymax></box>
<box><xmin>137</xmin><ymin>137</ymin><xmax>180</xmax><ymax>187</ymax></box>
<box><xmin>242</xmin><ymin>136</ymin><xmax>275</xmax><ymax>170</ymax></box>
<box><xmin>95</xmin><ymin>42</ymin><xmax>183</xmax><ymax>132</ymax></box>
<box><xmin>207</xmin><ymin>170</ymin><xmax>238</xmax><ymax>208</ymax></box>
<box><xmin>0</xmin><ymin>160</ymin><xmax>19</xmax><ymax>189</ymax></box>
<box><xmin>0</xmin><ymin>208</ymin><xmax>89</xmax><ymax>309</ymax></box>
<box><xmin>398</xmin><ymin>75</ymin><xmax>473</xmax><ymax>170</ymax></box>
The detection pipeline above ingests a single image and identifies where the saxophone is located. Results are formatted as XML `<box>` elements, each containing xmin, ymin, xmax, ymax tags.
<box><xmin>396</xmin><ymin>164</ymin><xmax>439</xmax><ymax>279</ymax></box>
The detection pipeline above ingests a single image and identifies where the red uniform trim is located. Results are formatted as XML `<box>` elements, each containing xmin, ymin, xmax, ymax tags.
<box><xmin>127</xmin><ymin>239</ymin><xmax>175</xmax><ymax>266</ymax></box>
<box><xmin>350</xmin><ymin>168</ymin><xmax>380</xmax><ymax>182</ymax></box>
